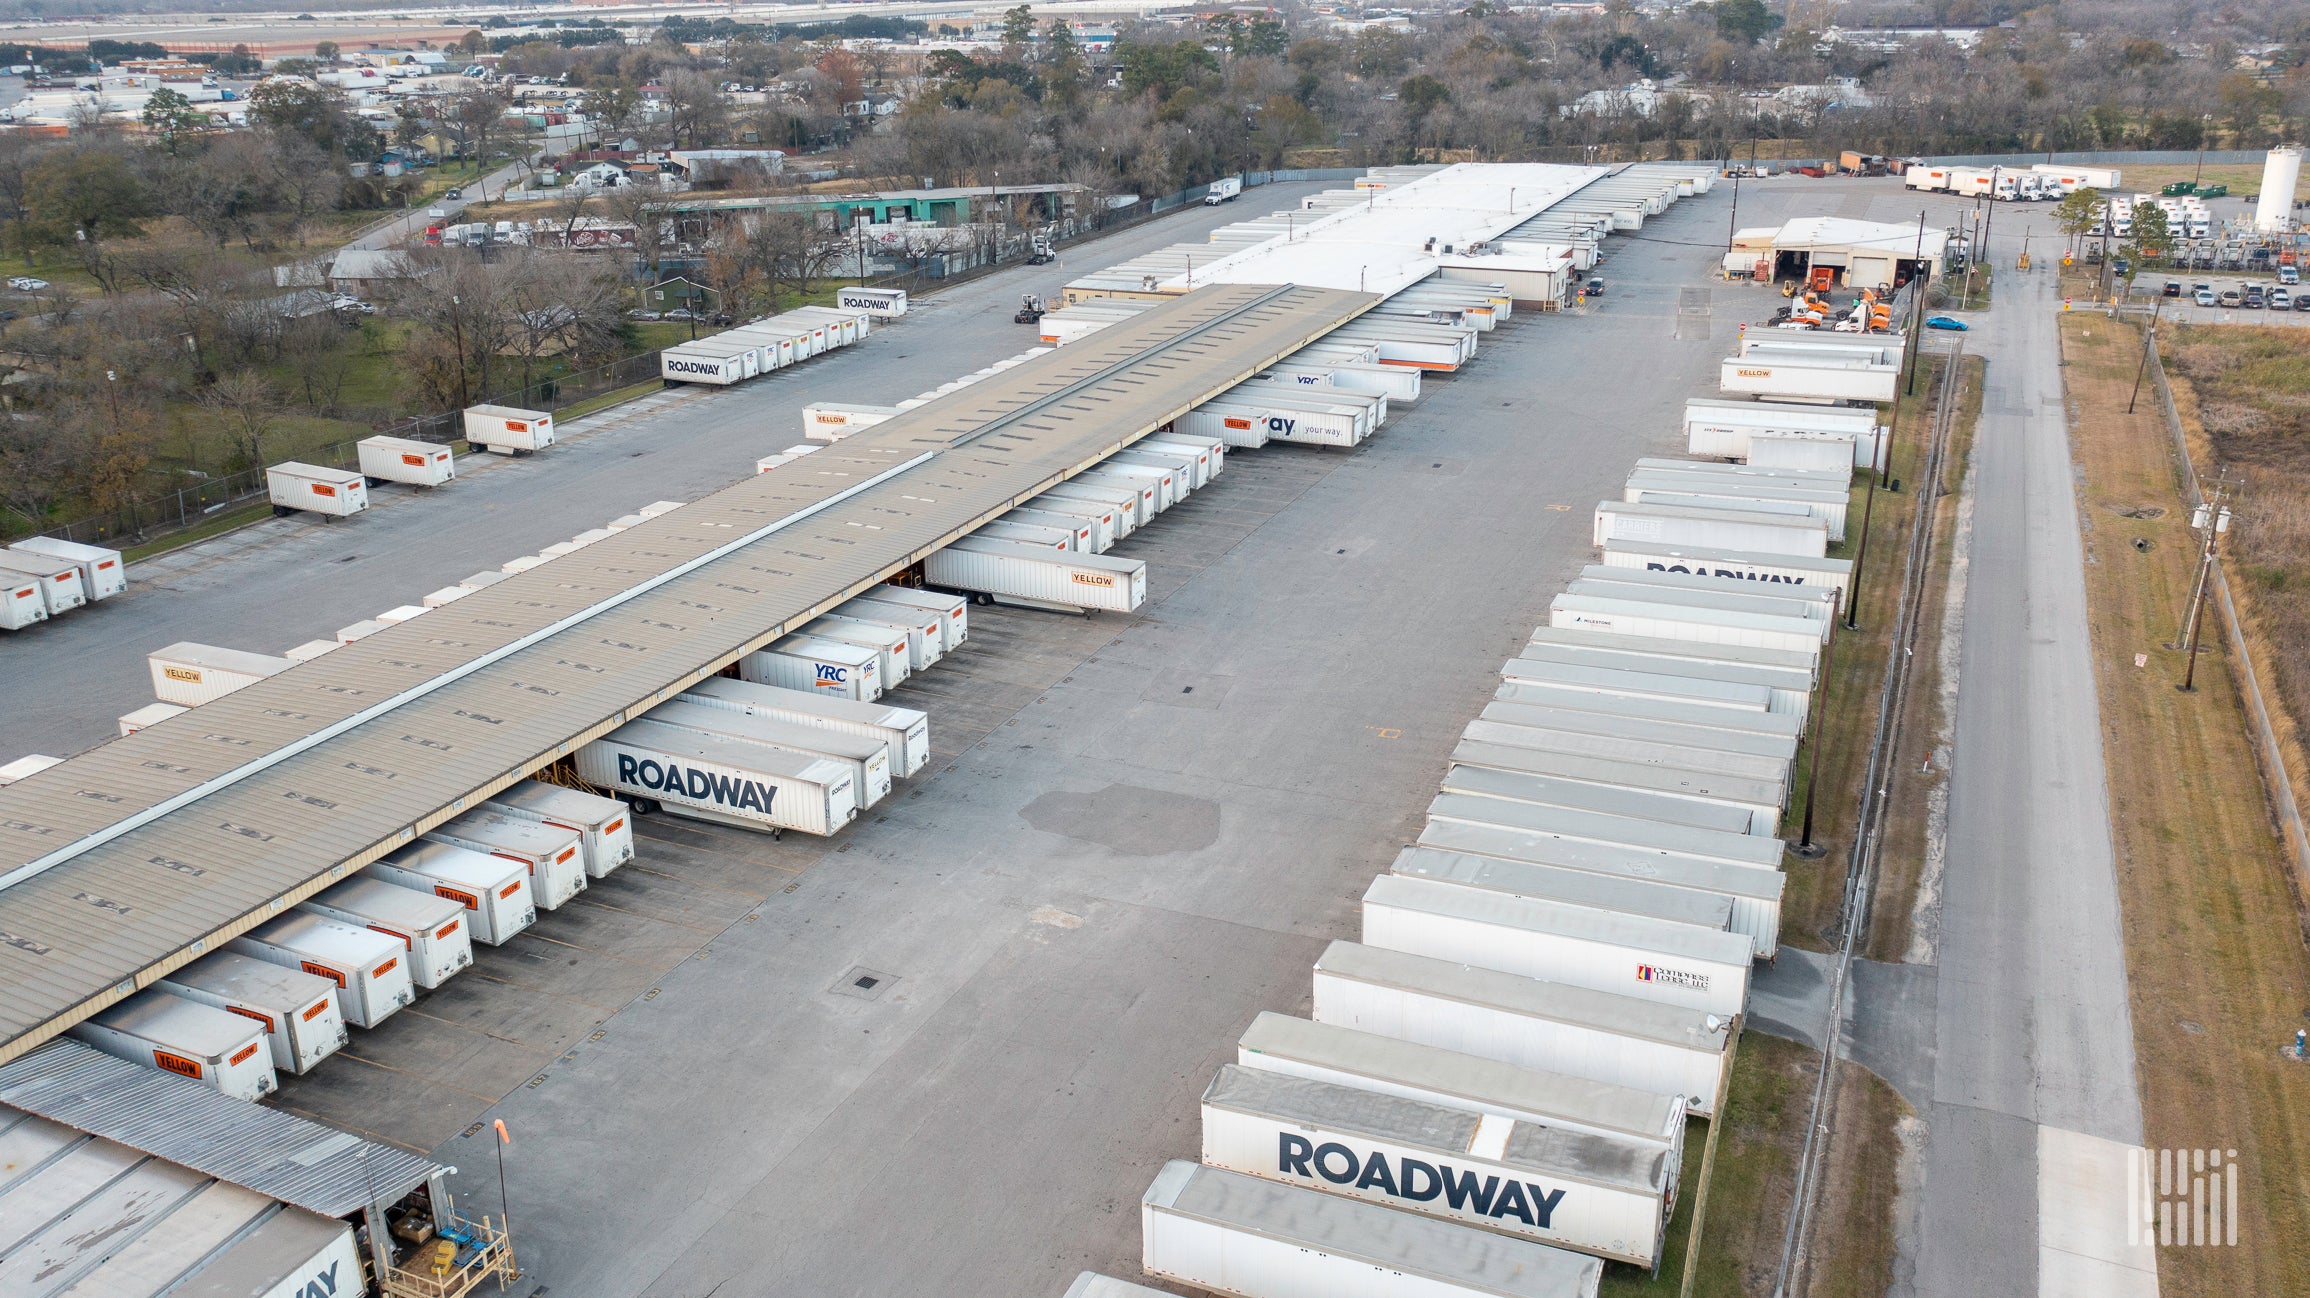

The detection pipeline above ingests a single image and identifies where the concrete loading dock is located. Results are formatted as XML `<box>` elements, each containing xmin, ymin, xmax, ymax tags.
<box><xmin>1312</xmin><ymin>940</ymin><xmax>1734</xmax><ymax>1117</ymax></box>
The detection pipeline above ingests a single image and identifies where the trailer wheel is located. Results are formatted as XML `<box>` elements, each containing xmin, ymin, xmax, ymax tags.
<box><xmin>272</xmin><ymin>505</ymin><xmax>294</xmax><ymax>517</ymax></box>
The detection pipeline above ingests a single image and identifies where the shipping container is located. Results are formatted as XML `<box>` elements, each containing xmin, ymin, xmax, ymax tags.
<box><xmin>833</xmin><ymin>597</ymin><xmax>945</xmax><ymax>671</ymax></box>
<box><xmin>462</xmin><ymin>404</ymin><xmax>554</xmax><ymax>452</ymax></box>
<box><xmin>67</xmin><ymin>991</ymin><xmax>277</xmax><ymax>1101</ymax></box>
<box><xmin>156</xmin><ymin>950</ymin><xmax>347</xmax><ymax>1076</ymax></box>
<box><xmin>1200</xmin><ymin>1065</ymin><xmax>1671</xmax><ymax>1266</ymax></box>
<box><xmin>1236</xmin><ymin>1013</ymin><xmax>1687</xmax><ymax>1153</ymax></box>
<box><xmin>356</xmin><ymin>435</ymin><xmax>456</xmax><ymax>487</ymax></box>
<box><xmin>298</xmin><ymin>877</ymin><xmax>473</xmax><ymax>990</ymax></box>
<box><xmin>116</xmin><ymin>702</ymin><xmax>188</xmax><ymax>735</ymax></box>
<box><xmin>578</xmin><ymin>719</ymin><xmax>858</xmax><ymax>837</ymax></box>
<box><xmin>646</xmin><ymin>699</ymin><xmax>893</xmax><ymax>808</ymax></box>
<box><xmin>227</xmin><ymin>912</ymin><xmax>416</xmax><ymax>1029</ymax></box>
<box><xmin>1440</xmin><ymin>762</ymin><xmax>1758</xmax><ymax>839</ymax></box>
<box><xmin>1025</xmin><ymin>493</ymin><xmax>1125</xmax><ymax>546</ymax></box>
<box><xmin>1592</xmin><ymin>501</ymin><xmax>1828</xmax><ymax>558</ymax></box>
<box><xmin>423</xmin><ymin>810</ymin><xmax>587</xmax><ymax>910</ymax></box>
<box><xmin>1039</xmin><ymin>481</ymin><xmax>1142</xmax><ymax>535</ymax></box>
<box><xmin>264</xmin><ymin>462</ymin><xmax>368</xmax><ymax>518</ymax></box>
<box><xmin>741</xmin><ymin>633</ymin><xmax>883</xmax><ymax>702</ymax></box>
<box><xmin>7</xmin><ymin>536</ymin><xmax>125</xmax><ymax>600</ymax></box>
<box><xmin>485</xmin><ymin>778</ymin><xmax>634</xmax><ymax>878</ymax></box>
<box><xmin>147</xmin><ymin>643</ymin><xmax>295</xmax><ymax>707</ymax></box>
<box><xmin>366</xmin><ymin>840</ymin><xmax>536</xmax><ymax>945</ymax></box>
<box><xmin>975</xmin><ymin>520</ymin><xmax>1077</xmax><ymax>551</ymax></box>
<box><xmin>681</xmin><ymin>676</ymin><xmax>930</xmax><ymax>778</ymax></box>
<box><xmin>1413</xmin><ymin>821</ymin><xmax>1782</xmax><ymax>958</ymax></box>
<box><xmin>798</xmin><ymin>615</ymin><xmax>914</xmax><ymax>688</ymax></box>
<box><xmin>0</xmin><ymin>578</ymin><xmax>45</xmax><ymax>630</ymax></box>
<box><xmin>1551</xmin><ymin>593</ymin><xmax>1831</xmax><ymax>655</ymax></box>
<box><xmin>1140</xmin><ymin>432</ymin><xmax>1226</xmax><ymax>482</ymax></box>
<box><xmin>1720</xmin><ymin>355</ymin><xmax>1897</xmax><ymax>404</ymax></box>
<box><xmin>0</xmin><ymin>551</ymin><xmax>86</xmax><ymax>615</ymax></box>
<box><xmin>1362</xmin><ymin>875</ymin><xmax>1753</xmax><ymax>1016</ymax></box>
<box><xmin>1449</xmin><ymin>741</ymin><xmax>1783</xmax><ymax>832</ymax></box>
<box><xmin>660</xmin><ymin>343</ymin><xmax>749</xmax><ymax>385</ymax></box>
<box><xmin>1313</xmin><ymin>941</ymin><xmax>1733</xmax><ymax>1117</ymax></box>
<box><xmin>925</xmin><ymin>538</ymin><xmax>1147</xmax><ymax>614</ymax></box>
<box><xmin>1682</xmin><ymin>398</ymin><xmax>1885</xmax><ymax>470</ymax></box>
<box><xmin>1428</xmin><ymin>792</ymin><xmax>1784</xmax><ymax>870</ymax></box>
<box><xmin>852</xmin><ymin>585</ymin><xmax>969</xmax><ymax>647</ymax></box>
<box><xmin>1499</xmin><ymin>656</ymin><xmax>1775</xmax><ymax>716</ymax></box>
<box><xmin>1142</xmin><ymin>1161</ymin><xmax>1603</xmax><ymax>1298</ymax></box>
<box><xmin>1599</xmin><ymin>542</ymin><xmax>1854</xmax><ymax>615</ymax></box>
<box><xmin>1000</xmin><ymin>507</ymin><xmax>1102</xmax><ymax>552</ymax></box>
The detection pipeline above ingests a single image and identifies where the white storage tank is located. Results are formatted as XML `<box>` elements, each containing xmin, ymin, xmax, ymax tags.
<box><xmin>1200</xmin><ymin>1063</ymin><xmax>1670</xmax><ymax>1266</ymax></box>
<box><xmin>366</xmin><ymin>840</ymin><xmax>537</xmax><ymax>945</ymax></box>
<box><xmin>485</xmin><ymin>779</ymin><xmax>635</xmax><ymax>878</ymax></box>
<box><xmin>423</xmin><ymin>810</ymin><xmax>587</xmax><ymax>910</ymax></box>
<box><xmin>925</xmin><ymin>537</ymin><xmax>1146</xmax><ymax>614</ymax></box>
<box><xmin>2256</xmin><ymin>146</ymin><xmax>2302</xmax><ymax>233</ymax></box>
<box><xmin>681</xmin><ymin>676</ymin><xmax>930</xmax><ymax>778</ymax></box>
<box><xmin>265</xmin><ymin>462</ymin><xmax>368</xmax><ymax>518</ymax></box>
<box><xmin>0</xmin><ymin>550</ymin><xmax>87</xmax><ymax>615</ymax></box>
<box><xmin>356</xmin><ymin>435</ymin><xmax>457</xmax><ymax>486</ymax></box>
<box><xmin>156</xmin><ymin>950</ymin><xmax>348</xmax><ymax>1076</ymax></box>
<box><xmin>577</xmin><ymin>719</ymin><xmax>859</xmax><ymax>837</ymax></box>
<box><xmin>67</xmin><ymin>991</ymin><xmax>277</xmax><ymax>1101</ymax></box>
<box><xmin>1141</xmin><ymin>1160</ymin><xmax>1603</xmax><ymax>1298</ymax></box>
<box><xmin>1362</xmin><ymin>874</ymin><xmax>1754</xmax><ymax>1016</ymax></box>
<box><xmin>463</xmin><ymin>404</ymin><xmax>553</xmax><ymax>453</ymax></box>
<box><xmin>645</xmin><ymin>698</ymin><xmax>894</xmax><ymax>808</ymax></box>
<box><xmin>7</xmin><ymin>536</ymin><xmax>126</xmax><ymax>600</ymax></box>
<box><xmin>298</xmin><ymin>876</ymin><xmax>474</xmax><ymax>990</ymax></box>
<box><xmin>227</xmin><ymin>912</ymin><xmax>417</xmax><ymax>1029</ymax></box>
<box><xmin>741</xmin><ymin>634</ymin><xmax>883</xmax><ymax>702</ymax></box>
<box><xmin>117</xmin><ymin>702</ymin><xmax>189</xmax><ymax>735</ymax></box>
<box><xmin>1312</xmin><ymin>941</ymin><xmax>1734</xmax><ymax>1117</ymax></box>
<box><xmin>148</xmin><ymin>643</ymin><xmax>297</xmax><ymax>707</ymax></box>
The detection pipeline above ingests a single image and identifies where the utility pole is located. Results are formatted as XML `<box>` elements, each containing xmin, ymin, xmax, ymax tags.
<box><xmin>2127</xmin><ymin>292</ymin><xmax>2166</xmax><ymax>414</ymax></box>
<box><xmin>1904</xmin><ymin>209</ymin><xmax>1930</xmax><ymax>396</ymax></box>
<box><xmin>2179</xmin><ymin>476</ymin><xmax>2237</xmax><ymax>693</ymax></box>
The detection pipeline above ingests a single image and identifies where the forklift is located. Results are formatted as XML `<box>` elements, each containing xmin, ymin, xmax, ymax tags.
<box><xmin>1014</xmin><ymin>293</ymin><xmax>1045</xmax><ymax>324</ymax></box>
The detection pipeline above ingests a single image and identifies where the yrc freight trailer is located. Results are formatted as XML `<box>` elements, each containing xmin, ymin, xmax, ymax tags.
<box><xmin>7</xmin><ymin>536</ymin><xmax>125</xmax><ymax>600</ymax></box>
<box><xmin>797</xmin><ymin>615</ymin><xmax>914</xmax><ymax>688</ymax></box>
<box><xmin>1601</xmin><ymin>542</ymin><xmax>1854</xmax><ymax>615</ymax></box>
<box><xmin>366</xmin><ymin>841</ymin><xmax>536</xmax><ymax>945</ymax></box>
<box><xmin>1593</xmin><ymin>501</ymin><xmax>1828</xmax><ymax>557</ymax></box>
<box><xmin>485</xmin><ymin>779</ymin><xmax>634</xmax><ymax>878</ymax></box>
<box><xmin>1141</xmin><ymin>1160</ymin><xmax>1603</xmax><ymax>1298</ymax></box>
<box><xmin>680</xmin><ymin>676</ymin><xmax>930</xmax><ymax>778</ymax></box>
<box><xmin>228</xmin><ymin>912</ymin><xmax>416</xmax><ymax>1029</ymax></box>
<box><xmin>743</xmin><ymin>634</ymin><xmax>883</xmax><ymax>701</ymax></box>
<box><xmin>356</xmin><ymin>435</ymin><xmax>456</xmax><ymax>486</ymax></box>
<box><xmin>1362</xmin><ymin>874</ymin><xmax>1754</xmax><ymax>1016</ymax></box>
<box><xmin>147</xmin><ymin>643</ymin><xmax>295</xmax><ymax>707</ymax></box>
<box><xmin>68</xmin><ymin>991</ymin><xmax>277</xmax><ymax>1100</ymax></box>
<box><xmin>1315</xmin><ymin>941</ymin><xmax>1733</xmax><ymax>1117</ymax></box>
<box><xmin>298</xmin><ymin>877</ymin><xmax>473</xmax><ymax>990</ymax></box>
<box><xmin>925</xmin><ymin>537</ymin><xmax>1147</xmax><ymax>613</ymax></box>
<box><xmin>1413</xmin><ymin>822</ymin><xmax>1783</xmax><ymax>958</ymax></box>
<box><xmin>646</xmin><ymin>699</ymin><xmax>894</xmax><ymax>808</ymax></box>
<box><xmin>578</xmin><ymin>718</ymin><xmax>859</xmax><ymax>837</ymax></box>
<box><xmin>462</xmin><ymin>404</ymin><xmax>553</xmax><ymax>453</ymax></box>
<box><xmin>1200</xmin><ymin>1064</ymin><xmax>1671</xmax><ymax>1266</ymax></box>
<box><xmin>0</xmin><ymin>550</ymin><xmax>87</xmax><ymax>615</ymax></box>
<box><xmin>156</xmin><ymin>950</ymin><xmax>348</xmax><ymax>1075</ymax></box>
<box><xmin>265</xmin><ymin>462</ymin><xmax>368</xmax><ymax>518</ymax></box>
<box><xmin>424</xmin><ymin>810</ymin><xmax>587</xmax><ymax>910</ymax></box>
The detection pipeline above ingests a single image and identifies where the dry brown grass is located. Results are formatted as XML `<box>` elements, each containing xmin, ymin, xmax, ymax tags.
<box><xmin>1800</xmin><ymin>1062</ymin><xmax>1910</xmax><ymax>1298</ymax></box>
<box><xmin>2061</xmin><ymin>315</ymin><xmax>2310</xmax><ymax>1297</ymax></box>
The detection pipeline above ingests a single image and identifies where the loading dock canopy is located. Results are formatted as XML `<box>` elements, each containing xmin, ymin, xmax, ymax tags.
<box><xmin>0</xmin><ymin>284</ymin><xmax>1375</xmax><ymax>1062</ymax></box>
<box><xmin>1731</xmin><ymin>216</ymin><xmax>1950</xmax><ymax>286</ymax></box>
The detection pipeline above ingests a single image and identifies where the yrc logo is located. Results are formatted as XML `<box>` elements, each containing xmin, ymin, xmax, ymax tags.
<box><xmin>2130</xmin><ymin>1147</ymin><xmax>2239</xmax><ymax>1246</ymax></box>
<box><xmin>814</xmin><ymin>664</ymin><xmax>848</xmax><ymax>685</ymax></box>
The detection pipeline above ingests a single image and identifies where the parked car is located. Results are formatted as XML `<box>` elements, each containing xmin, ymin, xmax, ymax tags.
<box><xmin>627</xmin><ymin>308</ymin><xmax>663</xmax><ymax>321</ymax></box>
<box><xmin>2295</xmin><ymin>292</ymin><xmax>2310</xmax><ymax>311</ymax></box>
<box><xmin>2194</xmin><ymin>288</ymin><xmax>2218</xmax><ymax>307</ymax></box>
<box><xmin>662</xmin><ymin>309</ymin><xmax>696</xmax><ymax>321</ymax></box>
<box><xmin>1583</xmin><ymin>277</ymin><xmax>1605</xmax><ymax>296</ymax></box>
<box><xmin>444</xmin><ymin>187</ymin><xmax>463</xmax><ymax>200</ymax></box>
<box><xmin>7</xmin><ymin>276</ymin><xmax>47</xmax><ymax>290</ymax></box>
<box><xmin>2162</xmin><ymin>280</ymin><xmax>2182</xmax><ymax>297</ymax></box>
<box><xmin>1924</xmin><ymin>315</ymin><xmax>1970</xmax><ymax>331</ymax></box>
<box><xmin>330</xmin><ymin>295</ymin><xmax>376</xmax><ymax>315</ymax></box>
<box><xmin>2219</xmin><ymin>288</ymin><xmax>2242</xmax><ymax>307</ymax></box>
<box><xmin>2272</xmin><ymin>288</ymin><xmax>2293</xmax><ymax>310</ymax></box>
<box><xmin>2243</xmin><ymin>286</ymin><xmax>2265</xmax><ymax>308</ymax></box>
<box><xmin>2282</xmin><ymin>265</ymin><xmax>2301</xmax><ymax>285</ymax></box>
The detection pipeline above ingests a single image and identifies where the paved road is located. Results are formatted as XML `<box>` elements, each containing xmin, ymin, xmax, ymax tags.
<box><xmin>343</xmin><ymin>157</ymin><xmax>536</xmax><ymax>252</ymax></box>
<box><xmin>0</xmin><ymin>182</ymin><xmax>1340</xmax><ymax>760</ymax></box>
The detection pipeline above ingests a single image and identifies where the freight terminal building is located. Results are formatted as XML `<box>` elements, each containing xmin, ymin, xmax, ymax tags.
<box><xmin>1725</xmin><ymin>216</ymin><xmax>1952</xmax><ymax>290</ymax></box>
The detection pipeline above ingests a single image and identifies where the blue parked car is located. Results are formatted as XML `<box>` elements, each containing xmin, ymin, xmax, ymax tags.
<box><xmin>1924</xmin><ymin>315</ymin><xmax>1970</xmax><ymax>331</ymax></box>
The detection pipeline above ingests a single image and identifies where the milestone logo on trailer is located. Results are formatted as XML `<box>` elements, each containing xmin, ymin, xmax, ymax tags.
<box><xmin>1276</xmin><ymin>1134</ymin><xmax>1569</xmax><ymax>1229</ymax></box>
<box><xmin>615</xmin><ymin>752</ymin><xmax>778</xmax><ymax>815</ymax></box>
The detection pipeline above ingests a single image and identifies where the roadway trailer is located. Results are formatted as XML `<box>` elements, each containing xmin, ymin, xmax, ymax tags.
<box><xmin>7</xmin><ymin>536</ymin><xmax>125</xmax><ymax>599</ymax></box>
<box><xmin>156</xmin><ymin>950</ymin><xmax>348</xmax><ymax>1076</ymax></box>
<box><xmin>147</xmin><ymin>643</ymin><xmax>296</xmax><ymax>707</ymax></box>
<box><xmin>264</xmin><ymin>462</ymin><xmax>369</xmax><ymax>519</ymax></box>
<box><xmin>484</xmin><ymin>779</ymin><xmax>635</xmax><ymax>878</ymax></box>
<box><xmin>925</xmin><ymin>537</ymin><xmax>1148</xmax><ymax>613</ymax></box>
<box><xmin>1312</xmin><ymin>940</ymin><xmax>1734</xmax><ymax>1117</ymax></box>
<box><xmin>1141</xmin><ymin>1160</ymin><xmax>1604</xmax><ymax>1298</ymax></box>
<box><xmin>366</xmin><ymin>840</ymin><xmax>537</xmax><ymax>945</ymax></box>
<box><xmin>1362</xmin><ymin>874</ymin><xmax>1755</xmax><ymax>1017</ymax></box>
<box><xmin>423</xmin><ymin>810</ymin><xmax>588</xmax><ymax>910</ymax></box>
<box><xmin>355</xmin><ymin>435</ymin><xmax>456</xmax><ymax>487</ymax></box>
<box><xmin>298</xmin><ymin>877</ymin><xmax>473</xmax><ymax>990</ymax></box>
<box><xmin>228</xmin><ymin>912</ymin><xmax>417</xmax><ymax>1029</ymax></box>
<box><xmin>1597</xmin><ymin>543</ymin><xmax>1855</xmax><ymax>614</ymax></box>
<box><xmin>680</xmin><ymin>676</ymin><xmax>930</xmax><ymax>778</ymax></box>
<box><xmin>1199</xmin><ymin>1064</ymin><xmax>1671</xmax><ymax>1267</ymax></box>
<box><xmin>578</xmin><ymin>718</ymin><xmax>860</xmax><ymax>836</ymax></box>
<box><xmin>1568</xmin><ymin>567</ymin><xmax>1841</xmax><ymax>634</ymax></box>
<box><xmin>68</xmin><ymin>991</ymin><xmax>277</xmax><ymax>1100</ymax></box>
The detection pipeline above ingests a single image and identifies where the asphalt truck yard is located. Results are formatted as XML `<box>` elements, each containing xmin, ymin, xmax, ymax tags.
<box><xmin>0</xmin><ymin>165</ymin><xmax>2161</xmax><ymax>1298</ymax></box>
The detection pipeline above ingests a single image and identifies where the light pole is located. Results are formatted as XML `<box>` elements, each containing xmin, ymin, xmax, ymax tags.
<box><xmin>2194</xmin><ymin>115</ymin><xmax>2212</xmax><ymax>187</ymax></box>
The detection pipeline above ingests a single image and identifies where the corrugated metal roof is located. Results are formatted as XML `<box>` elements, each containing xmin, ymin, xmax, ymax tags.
<box><xmin>0</xmin><ymin>284</ymin><xmax>1375</xmax><ymax>1059</ymax></box>
<box><xmin>0</xmin><ymin>1040</ymin><xmax>437</xmax><ymax>1216</ymax></box>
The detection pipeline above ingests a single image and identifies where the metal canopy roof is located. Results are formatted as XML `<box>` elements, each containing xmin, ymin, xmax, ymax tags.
<box><xmin>0</xmin><ymin>284</ymin><xmax>1375</xmax><ymax>1060</ymax></box>
<box><xmin>0</xmin><ymin>1040</ymin><xmax>437</xmax><ymax>1217</ymax></box>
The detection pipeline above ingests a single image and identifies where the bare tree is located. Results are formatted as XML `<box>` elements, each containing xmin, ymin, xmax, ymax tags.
<box><xmin>197</xmin><ymin>370</ymin><xmax>284</xmax><ymax>469</ymax></box>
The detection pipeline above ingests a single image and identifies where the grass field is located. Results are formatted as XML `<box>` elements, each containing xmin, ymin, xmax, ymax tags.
<box><xmin>2060</xmin><ymin>315</ymin><xmax>2310</xmax><ymax>1296</ymax></box>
